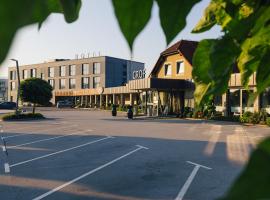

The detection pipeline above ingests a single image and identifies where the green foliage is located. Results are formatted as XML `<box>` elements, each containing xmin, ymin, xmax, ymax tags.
<box><xmin>203</xmin><ymin>100</ymin><xmax>216</xmax><ymax>119</ymax></box>
<box><xmin>155</xmin><ymin>0</ymin><xmax>200</xmax><ymax>45</ymax></box>
<box><xmin>220</xmin><ymin>137</ymin><xmax>270</xmax><ymax>200</ymax></box>
<box><xmin>240</xmin><ymin>111</ymin><xmax>261</xmax><ymax>124</ymax></box>
<box><xmin>112</xmin><ymin>0</ymin><xmax>153</xmax><ymax>50</ymax></box>
<box><xmin>192</xmin><ymin>0</ymin><xmax>270</xmax><ymax>105</ymax></box>
<box><xmin>240</xmin><ymin>111</ymin><xmax>253</xmax><ymax>123</ymax></box>
<box><xmin>20</xmin><ymin>78</ymin><xmax>53</xmax><ymax>113</ymax></box>
<box><xmin>210</xmin><ymin>115</ymin><xmax>240</xmax><ymax>122</ymax></box>
<box><xmin>112</xmin><ymin>0</ymin><xmax>200</xmax><ymax>50</ymax></box>
<box><xmin>259</xmin><ymin>108</ymin><xmax>269</xmax><ymax>122</ymax></box>
<box><xmin>266</xmin><ymin>117</ymin><xmax>270</xmax><ymax>126</ymax></box>
<box><xmin>2</xmin><ymin>113</ymin><xmax>44</xmax><ymax>121</ymax></box>
<box><xmin>0</xmin><ymin>0</ymin><xmax>81</xmax><ymax>64</ymax></box>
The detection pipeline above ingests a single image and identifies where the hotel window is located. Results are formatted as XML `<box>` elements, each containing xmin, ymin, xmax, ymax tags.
<box><xmin>93</xmin><ymin>76</ymin><xmax>100</xmax><ymax>88</ymax></box>
<box><xmin>48</xmin><ymin>67</ymin><xmax>54</xmax><ymax>77</ymax></box>
<box><xmin>10</xmin><ymin>82</ymin><xmax>16</xmax><ymax>91</ymax></box>
<box><xmin>214</xmin><ymin>95</ymin><xmax>222</xmax><ymax>106</ymax></box>
<box><xmin>81</xmin><ymin>77</ymin><xmax>89</xmax><ymax>89</ymax></box>
<box><xmin>176</xmin><ymin>61</ymin><xmax>185</xmax><ymax>74</ymax></box>
<box><xmin>10</xmin><ymin>71</ymin><xmax>16</xmax><ymax>80</ymax></box>
<box><xmin>69</xmin><ymin>65</ymin><xmax>76</xmax><ymax>76</ymax></box>
<box><xmin>69</xmin><ymin>78</ymin><xmax>76</xmax><ymax>89</ymax></box>
<box><xmin>93</xmin><ymin>62</ymin><xmax>101</xmax><ymax>74</ymax></box>
<box><xmin>22</xmin><ymin>69</ymin><xmax>28</xmax><ymax>79</ymax></box>
<box><xmin>59</xmin><ymin>66</ymin><xmax>66</xmax><ymax>77</ymax></box>
<box><xmin>40</xmin><ymin>73</ymin><xmax>44</xmax><ymax>80</ymax></box>
<box><xmin>59</xmin><ymin>79</ymin><xmax>66</xmax><ymax>89</ymax></box>
<box><xmin>164</xmin><ymin>64</ymin><xmax>172</xmax><ymax>76</ymax></box>
<box><xmin>30</xmin><ymin>68</ymin><xmax>36</xmax><ymax>78</ymax></box>
<box><xmin>48</xmin><ymin>79</ymin><xmax>55</xmax><ymax>89</ymax></box>
<box><xmin>82</xmin><ymin>63</ymin><xmax>89</xmax><ymax>75</ymax></box>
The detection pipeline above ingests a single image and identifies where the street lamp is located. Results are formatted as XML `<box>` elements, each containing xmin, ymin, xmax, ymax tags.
<box><xmin>10</xmin><ymin>59</ymin><xmax>21</xmax><ymax>114</ymax></box>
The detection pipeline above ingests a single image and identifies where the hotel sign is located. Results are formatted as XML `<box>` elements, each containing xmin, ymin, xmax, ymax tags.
<box><xmin>133</xmin><ymin>69</ymin><xmax>146</xmax><ymax>79</ymax></box>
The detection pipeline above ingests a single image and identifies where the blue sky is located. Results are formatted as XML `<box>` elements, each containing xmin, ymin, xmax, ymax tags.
<box><xmin>0</xmin><ymin>0</ymin><xmax>222</xmax><ymax>77</ymax></box>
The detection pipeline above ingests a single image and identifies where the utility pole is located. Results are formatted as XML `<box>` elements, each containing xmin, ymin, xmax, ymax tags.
<box><xmin>10</xmin><ymin>59</ymin><xmax>20</xmax><ymax>114</ymax></box>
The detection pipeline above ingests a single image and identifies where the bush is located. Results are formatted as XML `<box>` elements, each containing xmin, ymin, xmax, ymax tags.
<box><xmin>211</xmin><ymin>115</ymin><xmax>240</xmax><ymax>122</ymax></box>
<box><xmin>2</xmin><ymin>113</ymin><xmax>45</xmax><ymax>121</ymax></box>
<box><xmin>259</xmin><ymin>109</ymin><xmax>269</xmax><ymax>122</ymax></box>
<box><xmin>240</xmin><ymin>111</ymin><xmax>253</xmax><ymax>123</ymax></box>
<box><xmin>186</xmin><ymin>111</ymin><xmax>193</xmax><ymax>118</ymax></box>
<box><xmin>183</xmin><ymin>107</ymin><xmax>192</xmax><ymax>118</ymax></box>
<box><xmin>266</xmin><ymin>117</ymin><xmax>270</xmax><ymax>127</ymax></box>
<box><xmin>251</xmin><ymin>112</ymin><xmax>260</xmax><ymax>124</ymax></box>
<box><xmin>240</xmin><ymin>111</ymin><xmax>261</xmax><ymax>124</ymax></box>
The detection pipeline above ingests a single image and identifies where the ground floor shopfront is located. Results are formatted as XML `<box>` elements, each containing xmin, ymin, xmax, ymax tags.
<box><xmin>54</xmin><ymin>76</ymin><xmax>270</xmax><ymax>116</ymax></box>
<box><xmin>54</xmin><ymin>78</ymin><xmax>195</xmax><ymax>116</ymax></box>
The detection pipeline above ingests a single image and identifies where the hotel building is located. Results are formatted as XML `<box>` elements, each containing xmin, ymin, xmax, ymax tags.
<box><xmin>8</xmin><ymin>40</ymin><xmax>270</xmax><ymax>116</ymax></box>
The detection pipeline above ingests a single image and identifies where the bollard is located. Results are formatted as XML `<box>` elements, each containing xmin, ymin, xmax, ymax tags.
<box><xmin>112</xmin><ymin>104</ymin><xmax>117</xmax><ymax>116</ymax></box>
<box><xmin>127</xmin><ymin>105</ymin><xmax>133</xmax><ymax>119</ymax></box>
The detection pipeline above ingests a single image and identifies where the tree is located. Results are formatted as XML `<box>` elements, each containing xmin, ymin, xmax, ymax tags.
<box><xmin>20</xmin><ymin>78</ymin><xmax>53</xmax><ymax>114</ymax></box>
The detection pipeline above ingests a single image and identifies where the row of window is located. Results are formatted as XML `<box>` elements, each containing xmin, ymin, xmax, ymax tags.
<box><xmin>164</xmin><ymin>61</ymin><xmax>185</xmax><ymax>76</ymax></box>
<box><xmin>10</xmin><ymin>63</ymin><xmax>101</xmax><ymax>80</ymax></box>
<box><xmin>47</xmin><ymin>77</ymin><xmax>101</xmax><ymax>90</ymax></box>
<box><xmin>10</xmin><ymin>76</ymin><xmax>101</xmax><ymax>91</ymax></box>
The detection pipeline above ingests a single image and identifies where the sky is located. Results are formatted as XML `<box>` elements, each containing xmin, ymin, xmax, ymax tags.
<box><xmin>0</xmin><ymin>0</ymin><xmax>222</xmax><ymax>78</ymax></box>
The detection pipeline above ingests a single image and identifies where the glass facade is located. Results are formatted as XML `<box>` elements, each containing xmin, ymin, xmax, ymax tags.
<box><xmin>69</xmin><ymin>65</ymin><xmax>76</xmax><ymax>76</ymax></box>
<box><xmin>48</xmin><ymin>67</ymin><xmax>54</xmax><ymax>77</ymax></box>
<box><xmin>48</xmin><ymin>79</ymin><xmax>54</xmax><ymax>89</ymax></box>
<box><xmin>81</xmin><ymin>77</ymin><xmax>89</xmax><ymax>89</ymax></box>
<box><xmin>176</xmin><ymin>61</ymin><xmax>184</xmax><ymax>74</ymax></box>
<box><xmin>22</xmin><ymin>70</ymin><xmax>28</xmax><ymax>79</ymax></box>
<box><xmin>59</xmin><ymin>79</ymin><xmax>66</xmax><ymax>89</ymax></box>
<box><xmin>69</xmin><ymin>78</ymin><xmax>76</xmax><ymax>89</ymax></box>
<box><xmin>82</xmin><ymin>63</ymin><xmax>89</xmax><ymax>75</ymax></box>
<box><xmin>30</xmin><ymin>68</ymin><xmax>36</xmax><ymax>78</ymax></box>
<box><xmin>93</xmin><ymin>77</ymin><xmax>100</xmax><ymax>88</ymax></box>
<box><xmin>93</xmin><ymin>63</ymin><xmax>101</xmax><ymax>74</ymax></box>
<box><xmin>164</xmin><ymin>64</ymin><xmax>172</xmax><ymax>76</ymax></box>
<box><xmin>59</xmin><ymin>66</ymin><xmax>66</xmax><ymax>77</ymax></box>
<box><xmin>10</xmin><ymin>71</ymin><xmax>16</xmax><ymax>80</ymax></box>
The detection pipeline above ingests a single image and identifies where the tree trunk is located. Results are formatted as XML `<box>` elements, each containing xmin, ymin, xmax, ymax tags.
<box><xmin>32</xmin><ymin>103</ymin><xmax>36</xmax><ymax>114</ymax></box>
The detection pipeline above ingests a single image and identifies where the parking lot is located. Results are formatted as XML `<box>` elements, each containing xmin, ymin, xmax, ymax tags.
<box><xmin>1</xmin><ymin>109</ymin><xmax>270</xmax><ymax>200</ymax></box>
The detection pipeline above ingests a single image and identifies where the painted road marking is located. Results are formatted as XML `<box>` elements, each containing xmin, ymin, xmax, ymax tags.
<box><xmin>8</xmin><ymin>129</ymin><xmax>93</xmax><ymax>148</ymax></box>
<box><xmin>2</xmin><ymin>125</ymin><xmax>78</xmax><ymax>140</ymax></box>
<box><xmin>32</xmin><ymin>144</ymin><xmax>149</xmax><ymax>200</ymax></box>
<box><xmin>10</xmin><ymin>136</ymin><xmax>114</xmax><ymax>168</ymax></box>
<box><xmin>4</xmin><ymin>163</ymin><xmax>10</xmax><ymax>173</ymax></box>
<box><xmin>175</xmin><ymin>161</ymin><xmax>211</xmax><ymax>200</ymax></box>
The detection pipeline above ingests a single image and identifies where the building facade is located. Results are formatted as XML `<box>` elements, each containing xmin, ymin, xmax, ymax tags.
<box><xmin>8</xmin><ymin>56</ymin><xmax>144</xmax><ymax>104</ymax></box>
<box><xmin>0</xmin><ymin>78</ymin><xmax>8</xmax><ymax>102</ymax></box>
<box><xmin>8</xmin><ymin>40</ymin><xmax>269</xmax><ymax>115</ymax></box>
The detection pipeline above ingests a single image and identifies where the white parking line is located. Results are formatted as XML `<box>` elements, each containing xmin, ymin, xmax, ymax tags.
<box><xmin>9</xmin><ymin>136</ymin><xmax>114</xmax><ymax>168</ymax></box>
<box><xmin>2</xmin><ymin>125</ymin><xmax>78</xmax><ymax>140</ymax></box>
<box><xmin>32</xmin><ymin>144</ymin><xmax>149</xmax><ymax>200</ymax></box>
<box><xmin>175</xmin><ymin>161</ymin><xmax>211</xmax><ymax>200</ymax></box>
<box><xmin>4</xmin><ymin>163</ymin><xmax>10</xmax><ymax>173</ymax></box>
<box><xmin>8</xmin><ymin>129</ymin><xmax>93</xmax><ymax>148</ymax></box>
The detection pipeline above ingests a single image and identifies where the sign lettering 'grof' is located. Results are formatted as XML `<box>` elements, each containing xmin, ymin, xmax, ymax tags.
<box><xmin>133</xmin><ymin>69</ymin><xmax>146</xmax><ymax>79</ymax></box>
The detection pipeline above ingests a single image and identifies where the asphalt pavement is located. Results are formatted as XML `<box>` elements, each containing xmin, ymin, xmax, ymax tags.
<box><xmin>0</xmin><ymin>108</ymin><xmax>269</xmax><ymax>200</ymax></box>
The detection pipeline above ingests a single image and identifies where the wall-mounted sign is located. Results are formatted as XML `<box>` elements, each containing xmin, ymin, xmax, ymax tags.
<box><xmin>133</xmin><ymin>69</ymin><xmax>146</xmax><ymax>79</ymax></box>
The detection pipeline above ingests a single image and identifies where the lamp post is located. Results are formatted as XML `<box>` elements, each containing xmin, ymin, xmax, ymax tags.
<box><xmin>10</xmin><ymin>59</ymin><xmax>20</xmax><ymax>114</ymax></box>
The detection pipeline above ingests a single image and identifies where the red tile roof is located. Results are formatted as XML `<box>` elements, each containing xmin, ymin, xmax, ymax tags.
<box><xmin>150</xmin><ymin>40</ymin><xmax>198</xmax><ymax>76</ymax></box>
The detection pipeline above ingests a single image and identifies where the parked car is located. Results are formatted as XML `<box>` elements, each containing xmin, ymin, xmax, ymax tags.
<box><xmin>0</xmin><ymin>102</ymin><xmax>16</xmax><ymax>109</ymax></box>
<box><xmin>56</xmin><ymin>101</ymin><xmax>73</xmax><ymax>108</ymax></box>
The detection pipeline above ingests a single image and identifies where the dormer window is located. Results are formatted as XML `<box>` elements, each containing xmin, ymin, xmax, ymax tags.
<box><xmin>176</xmin><ymin>61</ymin><xmax>184</xmax><ymax>74</ymax></box>
<box><xmin>164</xmin><ymin>64</ymin><xmax>172</xmax><ymax>76</ymax></box>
